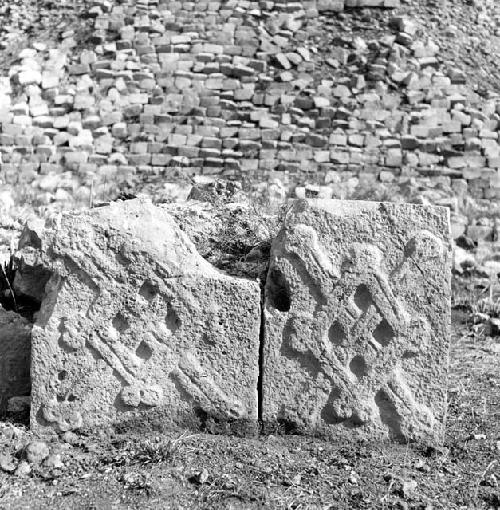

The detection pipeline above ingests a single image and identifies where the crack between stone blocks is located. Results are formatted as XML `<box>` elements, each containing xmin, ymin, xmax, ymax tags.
<box><xmin>257</xmin><ymin>270</ymin><xmax>268</xmax><ymax>424</ymax></box>
<box><xmin>257</xmin><ymin>292</ymin><xmax>265</xmax><ymax>423</ymax></box>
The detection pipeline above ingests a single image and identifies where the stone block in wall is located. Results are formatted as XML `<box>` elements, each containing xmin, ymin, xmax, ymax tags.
<box><xmin>262</xmin><ymin>199</ymin><xmax>451</xmax><ymax>443</ymax></box>
<box><xmin>330</xmin><ymin>150</ymin><xmax>350</xmax><ymax>164</ymax></box>
<box><xmin>487</xmin><ymin>157</ymin><xmax>500</xmax><ymax>169</ymax></box>
<box><xmin>17</xmin><ymin>199</ymin><xmax>261</xmax><ymax>434</ymax></box>
<box><xmin>447</xmin><ymin>153</ymin><xmax>485</xmax><ymax>169</ymax></box>
<box><xmin>482</xmin><ymin>140</ymin><xmax>500</xmax><ymax>158</ymax></box>
<box><xmin>127</xmin><ymin>154</ymin><xmax>152</xmax><ymax>166</ymax></box>
<box><xmin>418</xmin><ymin>152</ymin><xmax>441</xmax><ymax>167</ymax></box>
<box><xmin>329</xmin><ymin>132</ymin><xmax>347</xmax><ymax>146</ymax></box>
<box><xmin>317</xmin><ymin>0</ymin><xmax>344</xmax><ymax>11</ymax></box>
<box><xmin>0</xmin><ymin>308</ymin><xmax>31</xmax><ymax>413</ymax></box>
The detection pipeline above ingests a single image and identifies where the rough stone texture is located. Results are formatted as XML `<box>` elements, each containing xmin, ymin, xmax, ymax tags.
<box><xmin>262</xmin><ymin>199</ymin><xmax>451</xmax><ymax>443</ymax></box>
<box><xmin>1</xmin><ymin>0</ymin><xmax>499</xmax><ymax>218</ymax></box>
<box><xmin>0</xmin><ymin>307</ymin><xmax>31</xmax><ymax>412</ymax></box>
<box><xmin>16</xmin><ymin>199</ymin><xmax>260</xmax><ymax>434</ymax></box>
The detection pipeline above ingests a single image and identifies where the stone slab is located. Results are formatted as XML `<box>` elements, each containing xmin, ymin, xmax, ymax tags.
<box><xmin>17</xmin><ymin>199</ymin><xmax>260</xmax><ymax>434</ymax></box>
<box><xmin>0</xmin><ymin>307</ymin><xmax>31</xmax><ymax>412</ymax></box>
<box><xmin>262</xmin><ymin>199</ymin><xmax>451</xmax><ymax>443</ymax></box>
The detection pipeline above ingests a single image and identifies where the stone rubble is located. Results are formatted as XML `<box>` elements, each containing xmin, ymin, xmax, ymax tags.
<box><xmin>0</xmin><ymin>0</ymin><xmax>496</xmax><ymax>240</ymax></box>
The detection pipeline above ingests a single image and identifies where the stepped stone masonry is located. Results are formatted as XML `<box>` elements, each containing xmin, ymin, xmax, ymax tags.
<box><xmin>1</xmin><ymin>0</ymin><xmax>498</xmax><ymax>215</ymax></box>
<box><xmin>262</xmin><ymin>199</ymin><xmax>451</xmax><ymax>442</ymax></box>
<box><xmin>15</xmin><ymin>199</ymin><xmax>261</xmax><ymax>434</ymax></box>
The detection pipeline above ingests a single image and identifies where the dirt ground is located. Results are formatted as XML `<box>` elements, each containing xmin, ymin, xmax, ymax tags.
<box><xmin>0</xmin><ymin>305</ymin><xmax>498</xmax><ymax>510</ymax></box>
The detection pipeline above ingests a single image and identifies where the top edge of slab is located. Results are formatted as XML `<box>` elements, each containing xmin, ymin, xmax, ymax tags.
<box><xmin>287</xmin><ymin>199</ymin><xmax>451</xmax><ymax>219</ymax></box>
<box><xmin>17</xmin><ymin>198</ymin><xmax>261</xmax><ymax>285</ymax></box>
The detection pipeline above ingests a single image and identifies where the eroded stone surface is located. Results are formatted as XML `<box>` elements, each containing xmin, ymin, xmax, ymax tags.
<box><xmin>262</xmin><ymin>199</ymin><xmax>451</xmax><ymax>443</ymax></box>
<box><xmin>0</xmin><ymin>307</ymin><xmax>31</xmax><ymax>412</ymax></box>
<box><xmin>16</xmin><ymin>199</ymin><xmax>260</xmax><ymax>434</ymax></box>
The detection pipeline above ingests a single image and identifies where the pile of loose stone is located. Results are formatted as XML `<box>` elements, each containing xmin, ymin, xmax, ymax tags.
<box><xmin>403</xmin><ymin>0</ymin><xmax>500</xmax><ymax>93</ymax></box>
<box><xmin>0</xmin><ymin>0</ymin><xmax>498</xmax><ymax>223</ymax></box>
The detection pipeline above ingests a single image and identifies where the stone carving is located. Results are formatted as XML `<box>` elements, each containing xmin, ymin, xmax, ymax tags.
<box><xmin>16</xmin><ymin>199</ymin><xmax>260</xmax><ymax>434</ymax></box>
<box><xmin>0</xmin><ymin>308</ymin><xmax>31</xmax><ymax>412</ymax></box>
<box><xmin>262</xmin><ymin>199</ymin><xmax>451</xmax><ymax>443</ymax></box>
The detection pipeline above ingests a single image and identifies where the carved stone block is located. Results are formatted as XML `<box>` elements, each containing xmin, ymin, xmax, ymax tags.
<box><xmin>17</xmin><ymin>199</ymin><xmax>260</xmax><ymax>434</ymax></box>
<box><xmin>0</xmin><ymin>307</ymin><xmax>31</xmax><ymax>412</ymax></box>
<box><xmin>262</xmin><ymin>199</ymin><xmax>451</xmax><ymax>443</ymax></box>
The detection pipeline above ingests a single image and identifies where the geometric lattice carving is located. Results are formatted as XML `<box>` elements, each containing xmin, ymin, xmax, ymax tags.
<box><xmin>22</xmin><ymin>199</ymin><xmax>260</xmax><ymax>434</ymax></box>
<box><xmin>263</xmin><ymin>199</ymin><xmax>451</xmax><ymax>443</ymax></box>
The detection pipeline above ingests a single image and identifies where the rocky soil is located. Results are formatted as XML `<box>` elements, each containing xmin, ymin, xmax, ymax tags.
<box><xmin>0</xmin><ymin>310</ymin><xmax>498</xmax><ymax>509</ymax></box>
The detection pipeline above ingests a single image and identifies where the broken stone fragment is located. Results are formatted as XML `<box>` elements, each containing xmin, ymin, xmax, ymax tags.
<box><xmin>16</xmin><ymin>199</ymin><xmax>261</xmax><ymax>435</ymax></box>
<box><xmin>24</xmin><ymin>441</ymin><xmax>49</xmax><ymax>464</ymax></box>
<box><xmin>389</xmin><ymin>16</ymin><xmax>417</xmax><ymax>36</ymax></box>
<box><xmin>262</xmin><ymin>199</ymin><xmax>451</xmax><ymax>443</ymax></box>
<box><xmin>0</xmin><ymin>453</ymin><xmax>16</xmax><ymax>473</ymax></box>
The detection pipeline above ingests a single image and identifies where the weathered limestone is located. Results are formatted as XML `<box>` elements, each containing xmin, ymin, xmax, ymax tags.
<box><xmin>262</xmin><ymin>199</ymin><xmax>451</xmax><ymax>443</ymax></box>
<box><xmin>0</xmin><ymin>307</ymin><xmax>31</xmax><ymax>412</ymax></box>
<box><xmin>6</xmin><ymin>196</ymin><xmax>455</xmax><ymax>443</ymax></box>
<box><xmin>15</xmin><ymin>199</ymin><xmax>261</xmax><ymax>434</ymax></box>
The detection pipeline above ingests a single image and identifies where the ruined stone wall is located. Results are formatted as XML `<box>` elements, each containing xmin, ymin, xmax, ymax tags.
<box><xmin>0</xmin><ymin>0</ymin><xmax>498</xmax><ymax>212</ymax></box>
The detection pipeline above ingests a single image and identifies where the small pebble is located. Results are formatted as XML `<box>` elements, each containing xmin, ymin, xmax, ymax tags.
<box><xmin>24</xmin><ymin>441</ymin><xmax>49</xmax><ymax>464</ymax></box>
<box><xmin>15</xmin><ymin>461</ymin><xmax>31</xmax><ymax>477</ymax></box>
